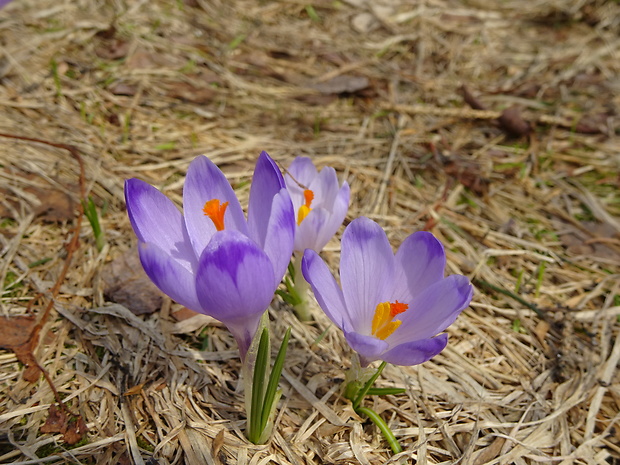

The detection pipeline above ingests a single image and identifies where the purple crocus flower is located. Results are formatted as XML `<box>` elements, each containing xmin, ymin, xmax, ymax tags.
<box><xmin>0</xmin><ymin>0</ymin><xmax>12</xmax><ymax>9</ymax></box>
<box><xmin>302</xmin><ymin>217</ymin><xmax>473</xmax><ymax>366</ymax></box>
<box><xmin>284</xmin><ymin>157</ymin><xmax>349</xmax><ymax>253</ymax></box>
<box><xmin>125</xmin><ymin>152</ymin><xmax>295</xmax><ymax>358</ymax></box>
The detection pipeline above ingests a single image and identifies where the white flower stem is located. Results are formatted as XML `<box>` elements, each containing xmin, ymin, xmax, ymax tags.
<box><xmin>291</xmin><ymin>252</ymin><xmax>312</xmax><ymax>321</ymax></box>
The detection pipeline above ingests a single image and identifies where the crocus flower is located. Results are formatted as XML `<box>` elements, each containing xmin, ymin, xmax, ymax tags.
<box><xmin>284</xmin><ymin>157</ymin><xmax>349</xmax><ymax>253</ymax></box>
<box><xmin>125</xmin><ymin>152</ymin><xmax>295</xmax><ymax>358</ymax></box>
<box><xmin>302</xmin><ymin>217</ymin><xmax>473</xmax><ymax>366</ymax></box>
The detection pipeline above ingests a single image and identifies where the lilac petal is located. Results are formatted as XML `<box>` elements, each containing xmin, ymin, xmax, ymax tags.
<box><xmin>137</xmin><ymin>242</ymin><xmax>201</xmax><ymax>311</ymax></box>
<box><xmin>344</xmin><ymin>331</ymin><xmax>389</xmax><ymax>363</ymax></box>
<box><xmin>309</xmin><ymin>166</ymin><xmax>339</xmax><ymax>209</ymax></box>
<box><xmin>183</xmin><ymin>155</ymin><xmax>248</xmax><ymax>257</ymax></box>
<box><xmin>340</xmin><ymin>217</ymin><xmax>395</xmax><ymax>335</ymax></box>
<box><xmin>389</xmin><ymin>275</ymin><xmax>473</xmax><ymax>346</ymax></box>
<box><xmin>225</xmin><ymin>314</ymin><xmax>264</xmax><ymax>361</ymax></box>
<box><xmin>285</xmin><ymin>157</ymin><xmax>318</xmax><ymax>202</ymax></box>
<box><xmin>195</xmin><ymin>230</ymin><xmax>276</xmax><ymax>326</ymax></box>
<box><xmin>247</xmin><ymin>151</ymin><xmax>286</xmax><ymax>249</ymax></box>
<box><xmin>302</xmin><ymin>249</ymin><xmax>352</xmax><ymax>332</ymax></box>
<box><xmin>392</xmin><ymin>231</ymin><xmax>447</xmax><ymax>303</ymax></box>
<box><xmin>313</xmin><ymin>181</ymin><xmax>350</xmax><ymax>251</ymax></box>
<box><xmin>125</xmin><ymin>179</ymin><xmax>197</xmax><ymax>272</ymax></box>
<box><xmin>262</xmin><ymin>189</ymin><xmax>296</xmax><ymax>286</ymax></box>
<box><xmin>295</xmin><ymin>207</ymin><xmax>330</xmax><ymax>252</ymax></box>
<box><xmin>381</xmin><ymin>334</ymin><xmax>448</xmax><ymax>366</ymax></box>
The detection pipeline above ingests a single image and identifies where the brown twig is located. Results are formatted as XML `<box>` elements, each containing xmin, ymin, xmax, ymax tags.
<box><xmin>0</xmin><ymin>132</ymin><xmax>86</xmax><ymax>414</ymax></box>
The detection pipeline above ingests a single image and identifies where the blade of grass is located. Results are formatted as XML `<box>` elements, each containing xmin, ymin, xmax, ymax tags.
<box><xmin>356</xmin><ymin>406</ymin><xmax>402</xmax><ymax>454</ymax></box>
<box><xmin>249</xmin><ymin>327</ymin><xmax>269</xmax><ymax>443</ymax></box>
<box><xmin>259</xmin><ymin>327</ymin><xmax>291</xmax><ymax>436</ymax></box>
<box><xmin>352</xmin><ymin>361</ymin><xmax>387</xmax><ymax>410</ymax></box>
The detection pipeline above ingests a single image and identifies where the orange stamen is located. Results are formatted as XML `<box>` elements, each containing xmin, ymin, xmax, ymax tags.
<box><xmin>371</xmin><ymin>300</ymin><xmax>409</xmax><ymax>340</ymax></box>
<box><xmin>203</xmin><ymin>199</ymin><xmax>228</xmax><ymax>231</ymax></box>
<box><xmin>297</xmin><ymin>189</ymin><xmax>315</xmax><ymax>225</ymax></box>
<box><xmin>390</xmin><ymin>301</ymin><xmax>408</xmax><ymax>317</ymax></box>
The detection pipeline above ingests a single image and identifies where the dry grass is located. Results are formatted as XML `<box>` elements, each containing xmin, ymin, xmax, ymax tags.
<box><xmin>1</xmin><ymin>0</ymin><xmax>619</xmax><ymax>464</ymax></box>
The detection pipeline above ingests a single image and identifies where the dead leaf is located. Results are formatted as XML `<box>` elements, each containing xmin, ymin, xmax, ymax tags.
<box><xmin>33</xmin><ymin>188</ymin><xmax>75</xmax><ymax>222</ymax></box>
<box><xmin>102</xmin><ymin>248</ymin><xmax>163</xmax><ymax>315</ymax></box>
<box><xmin>498</xmin><ymin>106</ymin><xmax>531</xmax><ymax>137</ymax></box>
<box><xmin>126</xmin><ymin>49</ymin><xmax>180</xmax><ymax>70</ymax></box>
<box><xmin>123</xmin><ymin>382</ymin><xmax>146</xmax><ymax>396</ymax></box>
<box><xmin>172</xmin><ymin>307</ymin><xmax>199</xmax><ymax>322</ymax></box>
<box><xmin>0</xmin><ymin>169</ymin><xmax>76</xmax><ymax>222</ymax></box>
<box><xmin>108</xmin><ymin>82</ymin><xmax>138</xmax><ymax>96</ymax></box>
<box><xmin>460</xmin><ymin>85</ymin><xmax>487</xmax><ymax>110</ymax></box>
<box><xmin>443</xmin><ymin>158</ymin><xmax>490</xmax><ymax>196</ymax></box>
<box><xmin>310</xmin><ymin>75</ymin><xmax>369</xmax><ymax>94</ymax></box>
<box><xmin>558</xmin><ymin>221</ymin><xmax>620</xmax><ymax>260</ymax></box>
<box><xmin>95</xmin><ymin>38</ymin><xmax>130</xmax><ymax>60</ymax></box>
<box><xmin>575</xmin><ymin>113</ymin><xmax>610</xmax><ymax>134</ymax></box>
<box><xmin>165</xmin><ymin>81</ymin><xmax>215</xmax><ymax>104</ymax></box>
<box><xmin>534</xmin><ymin>320</ymin><xmax>551</xmax><ymax>347</ymax></box>
<box><xmin>40</xmin><ymin>404</ymin><xmax>88</xmax><ymax>445</ymax></box>
<box><xmin>472</xmin><ymin>437</ymin><xmax>506</xmax><ymax>465</ymax></box>
<box><xmin>0</xmin><ymin>315</ymin><xmax>41</xmax><ymax>381</ymax></box>
<box><xmin>213</xmin><ymin>429</ymin><xmax>225</xmax><ymax>465</ymax></box>
<box><xmin>40</xmin><ymin>404</ymin><xmax>68</xmax><ymax>434</ymax></box>
<box><xmin>62</xmin><ymin>415</ymin><xmax>88</xmax><ymax>445</ymax></box>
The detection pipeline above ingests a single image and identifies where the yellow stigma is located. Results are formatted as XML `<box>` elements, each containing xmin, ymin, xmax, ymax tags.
<box><xmin>203</xmin><ymin>199</ymin><xmax>228</xmax><ymax>231</ymax></box>
<box><xmin>297</xmin><ymin>189</ymin><xmax>314</xmax><ymax>225</ymax></box>
<box><xmin>371</xmin><ymin>301</ymin><xmax>408</xmax><ymax>340</ymax></box>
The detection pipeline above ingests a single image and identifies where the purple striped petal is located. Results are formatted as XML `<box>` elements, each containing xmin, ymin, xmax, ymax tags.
<box><xmin>389</xmin><ymin>275</ymin><xmax>473</xmax><ymax>345</ymax></box>
<box><xmin>381</xmin><ymin>334</ymin><xmax>448</xmax><ymax>366</ymax></box>
<box><xmin>344</xmin><ymin>331</ymin><xmax>389</xmax><ymax>364</ymax></box>
<box><xmin>340</xmin><ymin>217</ymin><xmax>395</xmax><ymax>335</ymax></box>
<box><xmin>295</xmin><ymin>207</ymin><xmax>331</xmax><ymax>252</ymax></box>
<box><xmin>302</xmin><ymin>249</ymin><xmax>352</xmax><ymax>332</ymax></box>
<box><xmin>125</xmin><ymin>179</ymin><xmax>197</xmax><ymax>272</ymax></box>
<box><xmin>247</xmin><ymin>151</ymin><xmax>286</xmax><ymax>249</ymax></box>
<box><xmin>137</xmin><ymin>242</ymin><xmax>201</xmax><ymax>311</ymax></box>
<box><xmin>392</xmin><ymin>231</ymin><xmax>446</xmax><ymax>303</ymax></box>
<box><xmin>183</xmin><ymin>156</ymin><xmax>248</xmax><ymax>258</ymax></box>
<box><xmin>286</xmin><ymin>157</ymin><xmax>318</xmax><ymax>205</ymax></box>
<box><xmin>262</xmin><ymin>189</ymin><xmax>295</xmax><ymax>287</ymax></box>
<box><xmin>295</xmin><ymin>181</ymin><xmax>349</xmax><ymax>253</ymax></box>
<box><xmin>309</xmin><ymin>166</ymin><xmax>339</xmax><ymax>208</ymax></box>
<box><xmin>195</xmin><ymin>230</ymin><xmax>275</xmax><ymax>322</ymax></box>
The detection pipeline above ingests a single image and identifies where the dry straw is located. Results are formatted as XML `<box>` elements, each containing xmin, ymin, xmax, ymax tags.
<box><xmin>1</xmin><ymin>0</ymin><xmax>619</xmax><ymax>463</ymax></box>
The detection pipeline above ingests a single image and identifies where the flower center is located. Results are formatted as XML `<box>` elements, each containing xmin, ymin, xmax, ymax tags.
<box><xmin>371</xmin><ymin>301</ymin><xmax>408</xmax><ymax>340</ymax></box>
<box><xmin>203</xmin><ymin>199</ymin><xmax>228</xmax><ymax>231</ymax></box>
<box><xmin>297</xmin><ymin>189</ymin><xmax>314</xmax><ymax>225</ymax></box>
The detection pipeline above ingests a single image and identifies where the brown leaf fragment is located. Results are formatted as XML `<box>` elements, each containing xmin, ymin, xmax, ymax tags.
<box><xmin>0</xmin><ymin>315</ymin><xmax>42</xmax><ymax>381</ymax></box>
<box><xmin>33</xmin><ymin>188</ymin><xmax>75</xmax><ymax>222</ymax></box>
<box><xmin>575</xmin><ymin>113</ymin><xmax>609</xmax><ymax>134</ymax></box>
<box><xmin>172</xmin><ymin>306</ymin><xmax>199</xmax><ymax>322</ymax></box>
<box><xmin>40</xmin><ymin>405</ymin><xmax>88</xmax><ymax>445</ymax></box>
<box><xmin>472</xmin><ymin>437</ymin><xmax>506</xmax><ymax>465</ymax></box>
<box><xmin>460</xmin><ymin>85</ymin><xmax>487</xmax><ymax>110</ymax></box>
<box><xmin>558</xmin><ymin>221</ymin><xmax>620</xmax><ymax>260</ymax></box>
<box><xmin>498</xmin><ymin>106</ymin><xmax>531</xmax><ymax>137</ymax></box>
<box><xmin>165</xmin><ymin>81</ymin><xmax>215</xmax><ymax>104</ymax></box>
<box><xmin>40</xmin><ymin>404</ymin><xmax>68</xmax><ymax>434</ymax></box>
<box><xmin>108</xmin><ymin>82</ymin><xmax>138</xmax><ymax>96</ymax></box>
<box><xmin>63</xmin><ymin>415</ymin><xmax>88</xmax><ymax>445</ymax></box>
<box><xmin>0</xmin><ymin>170</ymin><xmax>75</xmax><ymax>222</ymax></box>
<box><xmin>443</xmin><ymin>159</ymin><xmax>490</xmax><ymax>196</ymax></box>
<box><xmin>213</xmin><ymin>429</ymin><xmax>225</xmax><ymax>464</ymax></box>
<box><xmin>102</xmin><ymin>248</ymin><xmax>163</xmax><ymax>315</ymax></box>
<box><xmin>95</xmin><ymin>38</ymin><xmax>130</xmax><ymax>60</ymax></box>
<box><xmin>310</xmin><ymin>75</ymin><xmax>369</xmax><ymax>95</ymax></box>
